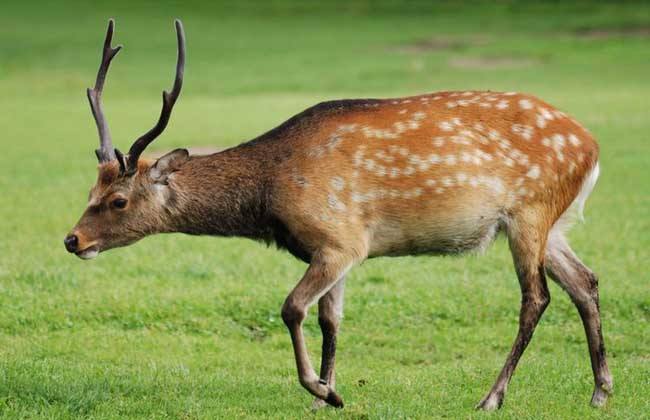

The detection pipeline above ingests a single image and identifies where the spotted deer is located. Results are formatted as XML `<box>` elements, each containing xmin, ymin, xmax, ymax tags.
<box><xmin>65</xmin><ymin>19</ymin><xmax>612</xmax><ymax>410</ymax></box>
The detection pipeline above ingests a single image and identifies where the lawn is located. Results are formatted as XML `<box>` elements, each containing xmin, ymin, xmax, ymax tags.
<box><xmin>0</xmin><ymin>1</ymin><xmax>649</xmax><ymax>418</ymax></box>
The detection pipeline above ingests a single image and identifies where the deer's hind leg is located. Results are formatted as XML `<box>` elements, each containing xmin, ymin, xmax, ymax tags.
<box><xmin>477</xmin><ymin>211</ymin><xmax>551</xmax><ymax>410</ymax></box>
<box><xmin>545</xmin><ymin>232</ymin><xmax>612</xmax><ymax>406</ymax></box>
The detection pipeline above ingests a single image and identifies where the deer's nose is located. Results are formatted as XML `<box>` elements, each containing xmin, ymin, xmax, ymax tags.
<box><xmin>64</xmin><ymin>234</ymin><xmax>79</xmax><ymax>253</ymax></box>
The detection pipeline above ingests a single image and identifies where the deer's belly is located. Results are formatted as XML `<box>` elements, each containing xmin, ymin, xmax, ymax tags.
<box><xmin>366</xmin><ymin>203</ymin><xmax>504</xmax><ymax>257</ymax></box>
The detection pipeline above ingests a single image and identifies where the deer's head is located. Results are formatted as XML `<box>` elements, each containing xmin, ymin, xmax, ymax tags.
<box><xmin>64</xmin><ymin>19</ymin><xmax>188</xmax><ymax>259</ymax></box>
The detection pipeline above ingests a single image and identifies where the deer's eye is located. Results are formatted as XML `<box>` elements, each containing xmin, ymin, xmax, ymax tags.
<box><xmin>111</xmin><ymin>198</ymin><xmax>128</xmax><ymax>209</ymax></box>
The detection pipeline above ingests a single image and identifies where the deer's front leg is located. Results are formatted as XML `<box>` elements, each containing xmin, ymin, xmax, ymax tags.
<box><xmin>281</xmin><ymin>251</ymin><xmax>352</xmax><ymax>408</ymax></box>
<box><xmin>312</xmin><ymin>277</ymin><xmax>346</xmax><ymax>410</ymax></box>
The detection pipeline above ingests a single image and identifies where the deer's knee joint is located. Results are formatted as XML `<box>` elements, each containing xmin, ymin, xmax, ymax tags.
<box><xmin>523</xmin><ymin>290</ymin><xmax>550</xmax><ymax>312</ymax></box>
<box><xmin>578</xmin><ymin>270</ymin><xmax>600</xmax><ymax>305</ymax></box>
<box><xmin>540</xmin><ymin>289</ymin><xmax>551</xmax><ymax>309</ymax></box>
<box><xmin>587</xmin><ymin>271</ymin><xmax>599</xmax><ymax>290</ymax></box>
<box><xmin>281</xmin><ymin>298</ymin><xmax>306</xmax><ymax>326</ymax></box>
<box><xmin>535</xmin><ymin>294</ymin><xmax>550</xmax><ymax>313</ymax></box>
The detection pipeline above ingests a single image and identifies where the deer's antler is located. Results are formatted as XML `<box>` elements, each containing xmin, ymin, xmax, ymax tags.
<box><xmin>125</xmin><ymin>19</ymin><xmax>186</xmax><ymax>173</ymax></box>
<box><xmin>87</xmin><ymin>19</ymin><xmax>122</xmax><ymax>163</ymax></box>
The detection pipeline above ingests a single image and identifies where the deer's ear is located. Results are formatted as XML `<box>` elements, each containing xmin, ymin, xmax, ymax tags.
<box><xmin>149</xmin><ymin>148</ymin><xmax>189</xmax><ymax>184</ymax></box>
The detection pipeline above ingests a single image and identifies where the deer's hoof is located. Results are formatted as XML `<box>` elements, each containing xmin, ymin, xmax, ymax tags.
<box><xmin>311</xmin><ymin>398</ymin><xmax>328</xmax><ymax>411</ymax></box>
<box><xmin>590</xmin><ymin>383</ymin><xmax>612</xmax><ymax>407</ymax></box>
<box><xmin>324</xmin><ymin>389</ymin><xmax>344</xmax><ymax>408</ymax></box>
<box><xmin>475</xmin><ymin>391</ymin><xmax>503</xmax><ymax>411</ymax></box>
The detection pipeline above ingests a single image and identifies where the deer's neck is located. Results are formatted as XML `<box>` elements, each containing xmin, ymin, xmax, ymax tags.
<box><xmin>167</xmin><ymin>146</ymin><xmax>273</xmax><ymax>239</ymax></box>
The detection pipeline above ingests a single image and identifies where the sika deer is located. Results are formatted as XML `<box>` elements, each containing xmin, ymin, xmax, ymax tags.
<box><xmin>64</xmin><ymin>19</ymin><xmax>612</xmax><ymax>410</ymax></box>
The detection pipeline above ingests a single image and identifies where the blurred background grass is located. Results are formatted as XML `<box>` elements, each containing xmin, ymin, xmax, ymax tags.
<box><xmin>0</xmin><ymin>1</ymin><xmax>649</xmax><ymax>418</ymax></box>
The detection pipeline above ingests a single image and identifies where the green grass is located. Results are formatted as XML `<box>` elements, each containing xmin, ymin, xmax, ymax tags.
<box><xmin>1</xmin><ymin>1</ymin><xmax>649</xmax><ymax>418</ymax></box>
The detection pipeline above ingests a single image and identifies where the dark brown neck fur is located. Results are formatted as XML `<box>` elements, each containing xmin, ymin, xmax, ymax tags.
<box><xmin>168</xmin><ymin>145</ymin><xmax>274</xmax><ymax>239</ymax></box>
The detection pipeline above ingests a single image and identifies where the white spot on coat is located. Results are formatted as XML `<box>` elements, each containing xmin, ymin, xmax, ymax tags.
<box><xmin>552</xmin><ymin>134</ymin><xmax>566</xmax><ymax>147</ymax></box>
<box><xmin>428</xmin><ymin>154</ymin><xmax>441</xmax><ymax>164</ymax></box>
<box><xmin>327</xmin><ymin>193</ymin><xmax>347</xmax><ymax>212</ymax></box>
<box><xmin>480</xmin><ymin>176</ymin><xmax>505</xmax><ymax>194</ymax></box>
<box><xmin>519</xmin><ymin>99</ymin><xmax>533</xmax><ymax>109</ymax></box>
<box><xmin>441</xmin><ymin>177</ymin><xmax>454</xmax><ymax>187</ymax></box>
<box><xmin>512</xmin><ymin>124</ymin><xmax>534</xmax><ymax>140</ymax></box>
<box><xmin>568</xmin><ymin>133</ymin><xmax>581</xmax><ymax>146</ymax></box>
<box><xmin>445</xmin><ymin>155</ymin><xmax>457</xmax><ymax>165</ymax></box>
<box><xmin>439</xmin><ymin>121</ymin><xmax>454</xmax><ymax>131</ymax></box>
<box><xmin>526</xmin><ymin>164</ymin><xmax>541</xmax><ymax>179</ymax></box>
<box><xmin>330</xmin><ymin>177</ymin><xmax>345</xmax><ymax>191</ymax></box>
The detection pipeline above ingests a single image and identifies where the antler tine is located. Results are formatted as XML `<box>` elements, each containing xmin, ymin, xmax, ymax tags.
<box><xmin>126</xmin><ymin>19</ymin><xmax>185</xmax><ymax>172</ymax></box>
<box><xmin>87</xmin><ymin>18</ymin><xmax>122</xmax><ymax>163</ymax></box>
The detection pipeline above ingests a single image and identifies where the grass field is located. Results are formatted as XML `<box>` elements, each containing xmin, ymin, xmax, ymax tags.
<box><xmin>1</xmin><ymin>1</ymin><xmax>649</xmax><ymax>418</ymax></box>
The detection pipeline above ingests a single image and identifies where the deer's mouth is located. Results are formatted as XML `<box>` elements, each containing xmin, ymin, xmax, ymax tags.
<box><xmin>76</xmin><ymin>245</ymin><xmax>100</xmax><ymax>260</ymax></box>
